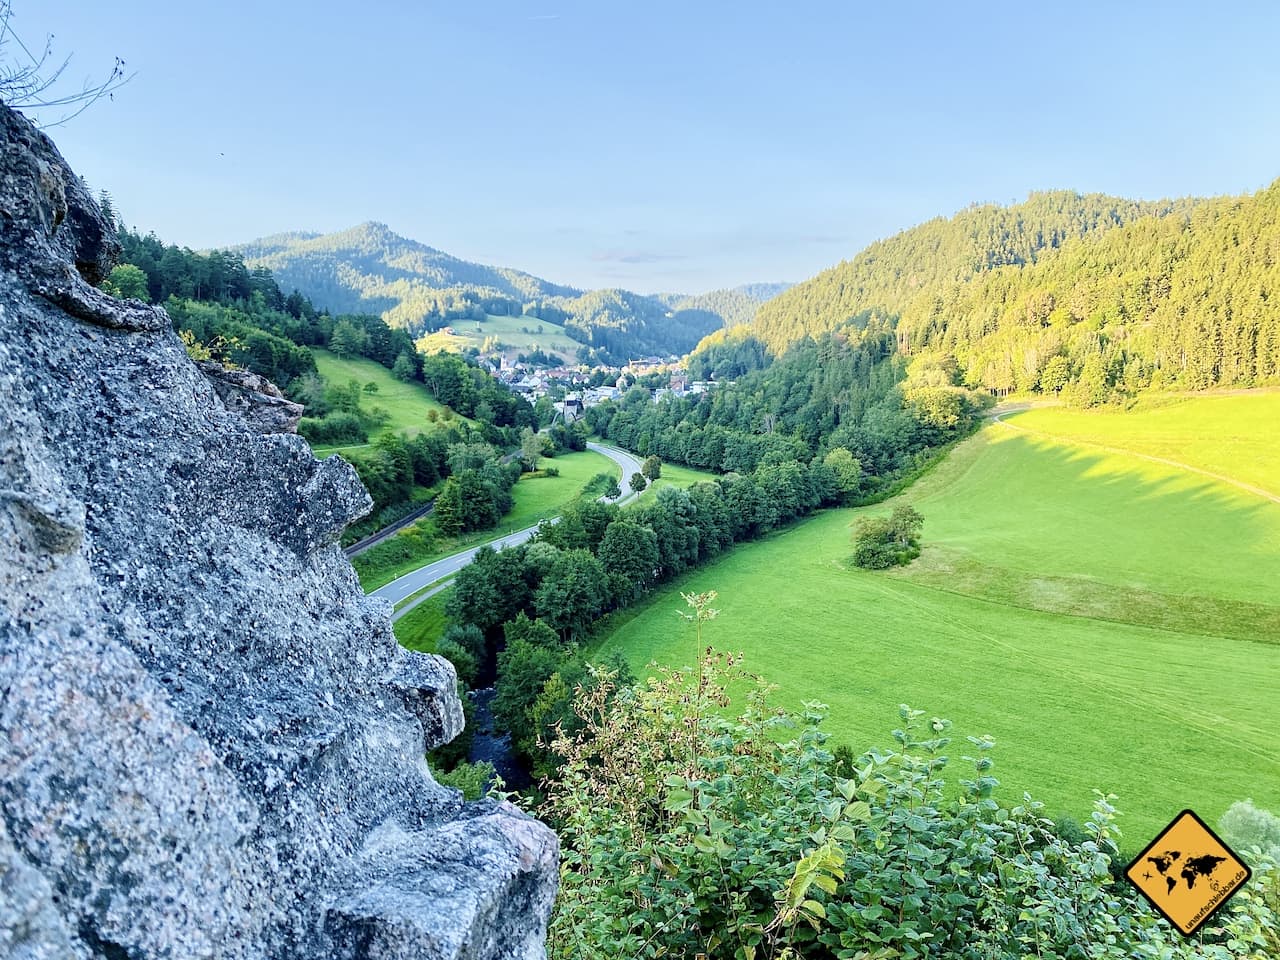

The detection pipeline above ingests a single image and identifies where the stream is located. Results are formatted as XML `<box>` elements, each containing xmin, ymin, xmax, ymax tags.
<box><xmin>467</xmin><ymin>686</ymin><xmax>531</xmax><ymax>790</ymax></box>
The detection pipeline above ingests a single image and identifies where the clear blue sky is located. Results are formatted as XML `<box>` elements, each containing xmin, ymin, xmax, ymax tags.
<box><xmin>17</xmin><ymin>0</ymin><xmax>1280</xmax><ymax>294</ymax></box>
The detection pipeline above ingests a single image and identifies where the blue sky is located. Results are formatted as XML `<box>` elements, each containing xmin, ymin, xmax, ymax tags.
<box><xmin>17</xmin><ymin>1</ymin><xmax>1280</xmax><ymax>294</ymax></box>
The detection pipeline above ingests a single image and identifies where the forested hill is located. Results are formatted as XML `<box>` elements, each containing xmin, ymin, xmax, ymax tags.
<box><xmin>750</xmin><ymin>191</ymin><xmax>1191</xmax><ymax>354</ymax></box>
<box><xmin>895</xmin><ymin>181</ymin><xmax>1280</xmax><ymax>396</ymax></box>
<box><xmin>740</xmin><ymin>183</ymin><xmax>1280</xmax><ymax>401</ymax></box>
<box><xmin>232</xmin><ymin>222</ymin><xmax>756</xmax><ymax>361</ymax></box>
<box><xmin>656</xmin><ymin>283</ymin><xmax>793</xmax><ymax>331</ymax></box>
<box><xmin>235</xmin><ymin>223</ymin><xmax>579</xmax><ymax>319</ymax></box>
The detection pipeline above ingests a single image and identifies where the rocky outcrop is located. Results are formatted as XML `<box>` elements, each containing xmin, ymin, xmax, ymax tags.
<box><xmin>0</xmin><ymin>102</ymin><xmax>557</xmax><ymax>959</ymax></box>
<box><xmin>196</xmin><ymin>361</ymin><xmax>305</xmax><ymax>435</ymax></box>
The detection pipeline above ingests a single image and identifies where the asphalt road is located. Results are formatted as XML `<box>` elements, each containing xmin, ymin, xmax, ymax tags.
<box><xmin>373</xmin><ymin>440</ymin><xmax>645</xmax><ymax>619</ymax></box>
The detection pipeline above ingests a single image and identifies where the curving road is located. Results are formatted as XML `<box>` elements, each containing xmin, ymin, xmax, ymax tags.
<box><xmin>373</xmin><ymin>441</ymin><xmax>644</xmax><ymax>620</ymax></box>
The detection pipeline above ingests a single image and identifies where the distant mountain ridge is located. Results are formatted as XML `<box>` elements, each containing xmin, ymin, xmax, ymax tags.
<box><xmin>233</xmin><ymin>223</ymin><xmax>787</xmax><ymax>361</ymax></box>
<box><xmin>656</xmin><ymin>283</ymin><xmax>793</xmax><ymax>331</ymax></box>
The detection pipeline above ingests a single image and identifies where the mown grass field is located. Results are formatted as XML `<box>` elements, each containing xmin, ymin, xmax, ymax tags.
<box><xmin>647</xmin><ymin>461</ymin><xmax>720</xmax><ymax>494</ymax></box>
<box><xmin>507</xmin><ymin>449</ymin><xmax>622</xmax><ymax>529</ymax></box>
<box><xmin>417</xmin><ymin>313</ymin><xmax>583</xmax><ymax>363</ymax></box>
<box><xmin>394</xmin><ymin>591</ymin><xmax>449</xmax><ymax>652</ymax></box>
<box><xmin>310</xmin><ymin>348</ymin><xmax>454</xmax><ymax>456</ymax></box>
<box><xmin>595</xmin><ymin>393</ymin><xmax>1280</xmax><ymax>836</ymax></box>
<box><xmin>355</xmin><ymin>447</ymin><xmax>620</xmax><ymax>591</ymax></box>
<box><xmin>1008</xmin><ymin>391</ymin><xmax>1280</xmax><ymax>499</ymax></box>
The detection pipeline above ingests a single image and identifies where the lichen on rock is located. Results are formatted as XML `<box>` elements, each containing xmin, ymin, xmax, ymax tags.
<box><xmin>0</xmin><ymin>102</ymin><xmax>557</xmax><ymax>960</ymax></box>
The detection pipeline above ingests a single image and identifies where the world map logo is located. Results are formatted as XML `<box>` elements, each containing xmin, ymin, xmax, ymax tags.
<box><xmin>1143</xmin><ymin>850</ymin><xmax>1227</xmax><ymax>895</ymax></box>
<box><xmin>1125</xmin><ymin>810</ymin><xmax>1251</xmax><ymax>936</ymax></box>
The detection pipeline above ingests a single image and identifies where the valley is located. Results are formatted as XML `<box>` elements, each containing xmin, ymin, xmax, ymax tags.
<box><xmin>358</xmin><ymin>444</ymin><xmax>630</xmax><ymax>595</ymax></box>
<box><xmin>591</xmin><ymin>393</ymin><xmax>1280</xmax><ymax>837</ymax></box>
<box><xmin>11</xmin><ymin>4</ymin><xmax>1280</xmax><ymax>956</ymax></box>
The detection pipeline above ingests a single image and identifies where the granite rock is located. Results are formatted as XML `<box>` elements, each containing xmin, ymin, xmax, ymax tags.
<box><xmin>0</xmin><ymin>103</ymin><xmax>557</xmax><ymax>960</ymax></box>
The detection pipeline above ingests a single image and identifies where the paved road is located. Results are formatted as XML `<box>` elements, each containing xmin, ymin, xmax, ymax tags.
<box><xmin>373</xmin><ymin>441</ymin><xmax>644</xmax><ymax>619</ymax></box>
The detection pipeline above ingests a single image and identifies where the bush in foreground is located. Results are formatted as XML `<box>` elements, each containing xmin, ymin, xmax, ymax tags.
<box><xmin>544</xmin><ymin>592</ymin><xmax>1278</xmax><ymax>960</ymax></box>
<box><xmin>1220</xmin><ymin>800</ymin><xmax>1280</xmax><ymax>863</ymax></box>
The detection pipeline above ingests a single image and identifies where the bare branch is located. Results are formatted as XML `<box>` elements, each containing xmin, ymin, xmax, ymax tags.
<box><xmin>0</xmin><ymin>1</ymin><xmax>133</xmax><ymax>127</ymax></box>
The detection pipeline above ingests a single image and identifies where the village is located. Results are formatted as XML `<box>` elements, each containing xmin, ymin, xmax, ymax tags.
<box><xmin>473</xmin><ymin>352</ymin><xmax>721</xmax><ymax>422</ymax></box>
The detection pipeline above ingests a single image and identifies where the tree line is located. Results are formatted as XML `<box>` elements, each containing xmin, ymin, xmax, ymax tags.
<box><xmin>588</xmin><ymin>325</ymin><xmax>990</xmax><ymax>494</ymax></box>
<box><xmin>895</xmin><ymin>182</ymin><xmax>1280</xmax><ymax>402</ymax></box>
<box><xmin>425</xmin><ymin>318</ymin><xmax>992</xmax><ymax>784</ymax></box>
<box><xmin>433</xmin><ymin>444</ymin><xmax>873</xmax><ymax>782</ymax></box>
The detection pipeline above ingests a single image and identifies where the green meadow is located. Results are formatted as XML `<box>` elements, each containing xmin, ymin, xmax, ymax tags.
<box><xmin>506</xmin><ymin>449</ymin><xmax>621</xmax><ymax>530</ymax></box>
<box><xmin>417</xmin><ymin>313</ymin><xmax>583</xmax><ymax>363</ymax></box>
<box><xmin>1009</xmin><ymin>391</ymin><xmax>1280</xmax><ymax>502</ymax></box>
<box><xmin>310</xmin><ymin>348</ymin><xmax>454</xmax><ymax>455</ymax></box>
<box><xmin>394</xmin><ymin>591</ymin><xmax>449</xmax><ymax>653</ymax></box>
<box><xmin>646</xmin><ymin>461</ymin><xmax>720</xmax><ymax>493</ymax></box>
<box><xmin>595</xmin><ymin>393</ymin><xmax>1280</xmax><ymax>837</ymax></box>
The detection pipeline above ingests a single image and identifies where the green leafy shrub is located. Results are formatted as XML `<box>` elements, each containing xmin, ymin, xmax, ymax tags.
<box><xmin>297</xmin><ymin>411</ymin><xmax>366</xmax><ymax>446</ymax></box>
<box><xmin>851</xmin><ymin>503</ymin><xmax>924</xmax><ymax>569</ymax></box>
<box><xmin>1220</xmin><ymin>800</ymin><xmax>1280</xmax><ymax>862</ymax></box>
<box><xmin>580</xmin><ymin>471</ymin><xmax>615</xmax><ymax>497</ymax></box>
<box><xmin>432</xmin><ymin>759</ymin><xmax>495</xmax><ymax>800</ymax></box>
<box><xmin>435</xmin><ymin>637</ymin><xmax>479</xmax><ymax>687</ymax></box>
<box><xmin>544</xmin><ymin>593</ymin><xmax>1279</xmax><ymax>960</ymax></box>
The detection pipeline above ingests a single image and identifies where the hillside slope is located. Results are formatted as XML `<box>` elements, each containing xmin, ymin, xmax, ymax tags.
<box><xmin>596</xmin><ymin>393</ymin><xmax>1280</xmax><ymax>833</ymax></box>
<box><xmin>234</xmin><ymin>223</ymin><xmax>751</xmax><ymax>360</ymax></box>
<box><xmin>751</xmin><ymin>190</ymin><xmax>1188</xmax><ymax>354</ymax></box>
<box><xmin>896</xmin><ymin>182</ymin><xmax>1280</xmax><ymax>396</ymax></box>
<box><xmin>745</xmin><ymin>182</ymin><xmax>1280</xmax><ymax>402</ymax></box>
<box><xmin>656</xmin><ymin>282</ymin><xmax>793</xmax><ymax>331</ymax></box>
<box><xmin>237</xmin><ymin>223</ymin><xmax>578</xmax><ymax>318</ymax></box>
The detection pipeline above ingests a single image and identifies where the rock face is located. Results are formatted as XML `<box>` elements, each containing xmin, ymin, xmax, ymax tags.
<box><xmin>0</xmin><ymin>103</ymin><xmax>557</xmax><ymax>959</ymax></box>
<box><xmin>196</xmin><ymin>361</ymin><xmax>305</xmax><ymax>434</ymax></box>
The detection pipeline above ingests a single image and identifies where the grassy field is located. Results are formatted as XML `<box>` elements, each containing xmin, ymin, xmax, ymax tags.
<box><xmin>508</xmin><ymin>449</ymin><xmax>621</xmax><ymax>528</ymax></box>
<box><xmin>394</xmin><ymin>591</ymin><xmax>449</xmax><ymax>652</ymax></box>
<box><xmin>417</xmin><ymin>313</ymin><xmax>583</xmax><ymax>364</ymax></box>
<box><xmin>594</xmin><ymin>393</ymin><xmax>1280</xmax><ymax>836</ymax></box>
<box><xmin>1008</xmin><ymin>391</ymin><xmax>1280</xmax><ymax>500</ymax></box>
<box><xmin>310</xmin><ymin>349</ymin><xmax>454</xmax><ymax>455</ymax></box>
<box><xmin>647</xmin><ymin>461</ymin><xmax>720</xmax><ymax>494</ymax></box>
<box><xmin>355</xmin><ymin>447</ymin><xmax>620</xmax><ymax>591</ymax></box>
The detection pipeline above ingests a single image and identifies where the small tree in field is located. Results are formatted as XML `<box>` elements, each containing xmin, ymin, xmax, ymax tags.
<box><xmin>851</xmin><ymin>503</ymin><xmax>924</xmax><ymax>569</ymax></box>
<box><xmin>641</xmin><ymin>454</ymin><xmax>662</xmax><ymax>481</ymax></box>
<box><xmin>521</xmin><ymin>427</ymin><xmax>548</xmax><ymax>471</ymax></box>
<box><xmin>629</xmin><ymin>472</ymin><xmax>647</xmax><ymax>495</ymax></box>
<box><xmin>889</xmin><ymin>503</ymin><xmax>923</xmax><ymax>546</ymax></box>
